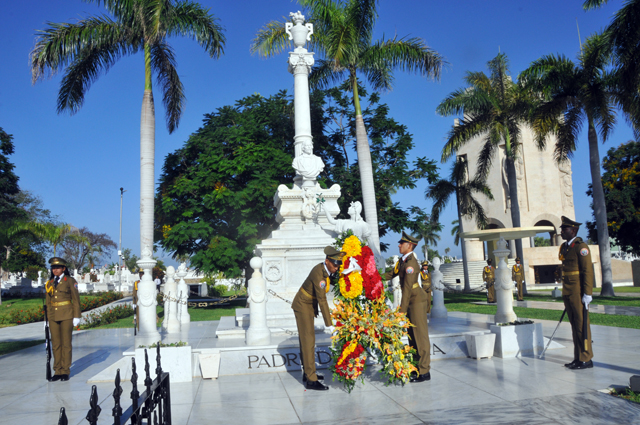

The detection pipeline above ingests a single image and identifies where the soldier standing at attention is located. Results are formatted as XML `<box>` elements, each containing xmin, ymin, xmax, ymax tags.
<box><xmin>132</xmin><ymin>271</ymin><xmax>143</xmax><ymax>331</ymax></box>
<box><xmin>483</xmin><ymin>259</ymin><xmax>496</xmax><ymax>303</ymax></box>
<box><xmin>559</xmin><ymin>216</ymin><xmax>594</xmax><ymax>370</ymax></box>
<box><xmin>420</xmin><ymin>260</ymin><xmax>432</xmax><ymax>314</ymax></box>
<box><xmin>384</xmin><ymin>232</ymin><xmax>431</xmax><ymax>383</ymax></box>
<box><xmin>512</xmin><ymin>257</ymin><xmax>525</xmax><ymax>302</ymax></box>
<box><xmin>45</xmin><ymin>258</ymin><xmax>81</xmax><ymax>381</ymax></box>
<box><xmin>292</xmin><ymin>246</ymin><xmax>345</xmax><ymax>391</ymax></box>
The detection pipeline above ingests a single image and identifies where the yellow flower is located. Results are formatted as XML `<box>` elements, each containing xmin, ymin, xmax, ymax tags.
<box><xmin>342</xmin><ymin>235</ymin><xmax>362</xmax><ymax>257</ymax></box>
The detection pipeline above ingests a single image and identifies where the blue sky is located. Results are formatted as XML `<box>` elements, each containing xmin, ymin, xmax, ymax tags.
<box><xmin>0</xmin><ymin>0</ymin><xmax>631</xmax><ymax>266</ymax></box>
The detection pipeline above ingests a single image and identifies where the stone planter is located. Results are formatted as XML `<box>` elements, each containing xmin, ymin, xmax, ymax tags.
<box><xmin>135</xmin><ymin>346</ymin><xmax>192</xmax><ymax>382</ymax></box>
<box><xmin>490</xmin><ymin>322</ymin><xmax>544</xmax><ymax>358</ymax></box>
<box><xmin>465</xmin><ymin>332</ymin><xmax>496</xmax><ymax>359</ymax></box>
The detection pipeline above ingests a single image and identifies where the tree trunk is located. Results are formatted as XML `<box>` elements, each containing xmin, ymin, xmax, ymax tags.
<box><xmin>505</xmin><ymin>156</ymin><xmax>526</xmax><ymax>293</ymax></box>
<box><xmin>587</xmin><ymin>118</ymin><xmax>614</xmax><ymax>296</ymax></box>
<box><xmin>455</xmin><ymin>190</ymin><xmax>471</xmax><ymax>292</ymax></box>
<box><xmin>351</xmin><ymin>78</ymin><xmax>382</xmax><ymax>265</ymax></box>
<box><xmin>140</xmin><ymin>89</ymin><xmax>155</xmax><ymax>254</ymax></box>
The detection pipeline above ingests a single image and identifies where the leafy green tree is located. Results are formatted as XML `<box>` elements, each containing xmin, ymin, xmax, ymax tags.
<box><xmin>0</xmin><ymin>128</ymin><xmax>23</xmax><ymax>224</ymax></box>
<box><xmin>427</xmin><ymin>157</ymin><xmax>493</xmax><ymax>292</ymax></box>
<box><xmin>252</xmin><ymin>0</ymin><xmax>444</xmax><ymax>257</ymax></box>
<box><xmin>437</xmin><ymin>53</ymin><xmax>537</xmax><ymax>269</ymax></box>
<box><xmin>122</xmin><ymin>248</ymin><xmax>140</xmax><ymax>272</ymax></box>
<box><xmin>321</xmin><ymin>85</ymin><xmax>439</xmax><ymax>251</ymax></box>
<box><xmin>520</xmin><ymin>33</ymin><xmax>623</xmax><ymax>297</ymax></box>
<box><xmin>28</xmin><ymin>222</ymin><xmax>74</xmax><ymax>256</ymax></box>
<box><xmin>534</xmin><ymin>236</ymin><xmax>551</xmax><ymax>247</ymax></box>
<box><xmin>31</xmin><ymin>0</ymin><xmax>226</xmax><ymax>258</ymax></box>
<box><xmin>407</xmin><ymin>209</ymin><xmax>442</xmax><ymax>261</ymax></box>
<box><xmin>59</xmin><ymin>227</ymin><xmax>117</xmax><ymax>270</ymax></box>
<box><xmin>586</xmin><ymin>141</ymin><xmax>640</xmax><ymax>255</ymax></box>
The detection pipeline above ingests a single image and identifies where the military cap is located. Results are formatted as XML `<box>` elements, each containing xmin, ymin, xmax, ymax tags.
<box><xmin>398</xmin><ymin>231</ymin><xmax>420</xmax><ymax>245</ymax></box>
<box><xmin>515</xmin><ymin>257</ymin><xmax>521</xmax><ymax>262</ymax></box>
<box><xmin>49</xmin><ymin>257</ymin><xmax>67</xmax><ymax>267</ymax></box>
<box><xmin>324</xmin><ymin>246</ymin><xmax>346</xmax><ymax>264</ymax></box>
<box><xmin>421</xmin><ymin>260</ymin><xmax>430</xmax><ymax>267</ymax></box>
<box><xmin>487</xmin><ymin>258</ymin><xmax>492</xmax><ymax>264</ymax></box>
<box><xmin>560</xmin><ymin>216</ymin><xmax>581</xmax><ymax>228</ymax></box>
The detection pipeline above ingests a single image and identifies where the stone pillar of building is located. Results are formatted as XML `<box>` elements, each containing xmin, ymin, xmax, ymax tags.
<box><xmin>136</xmin><ymin>246</ymin><xmax>160</xmax><ymax>345</ymax></box>
<box><xmin>430</xmin><ymin>257</ymin><xmax>448</xmax><ymax>319</ymax></box>
<box><xmin>246</xmin><ymin>257</ymin><xmax>271</xmax><ymax>346</ymax></box>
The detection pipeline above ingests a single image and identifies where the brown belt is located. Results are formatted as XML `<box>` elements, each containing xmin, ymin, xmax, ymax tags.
<box><xmin>300</xmin><ymin>288</ymin><xmax>315</xmax><ymax>300</ymax></box>
<box><xmin>52</xmin><ymin>301</ymin><xmax>71</xmax><ymax>307</ymax></box>
<box><xmin>564</xmin><ymin>271</ymin><xmax>580</xmax><ymax>276</ymax></box>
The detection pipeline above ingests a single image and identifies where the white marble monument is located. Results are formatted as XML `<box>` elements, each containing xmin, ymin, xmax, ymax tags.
<box><xmin>246</xmin><ymin>257</ymin><xmax>271</xmax><ymax>346</ymax></box>
<box><xmin>430</xmin><ymin>257</ymin><xmax>448</xmax><ymax>319</ymax></box>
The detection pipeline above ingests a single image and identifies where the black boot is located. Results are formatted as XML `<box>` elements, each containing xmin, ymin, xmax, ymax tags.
<box><xmin>306</xmin><ymin>380</ymin><xmax>329</xmax><ymax>391</ymax></box>
<box><xmin>302</xmin><ymin>373</ymin><xmax>324</xmax><ymax>382</ymax></box>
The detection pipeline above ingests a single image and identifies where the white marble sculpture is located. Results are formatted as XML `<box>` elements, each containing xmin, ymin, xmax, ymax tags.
<box><xmin>162</xmin><ymin>266</ymin><xmax>181</xmax><ymax>333</ymax></box>
<box><xmin>292</xmin><ymin>140</ymin><xmax>324</xmax><ymax>182</ymax></box>
<box><xmin>430</xmin><ymin>257</ymin><xmax>448</xmax><ymax>319</ymax></box>
<box><xmin>322</xmin><ymin>201</ymin><xmax>372</xmax><ymax>242</ymax></box>
<box><xmin>176</xmin><ymin>262</ymin><xmax>190</xmax><ymax>325</ymax></box>
<box><xmin>246</xmin><ymin>257</ymin><xmax>271</xmax><ymax>346</ymax></box>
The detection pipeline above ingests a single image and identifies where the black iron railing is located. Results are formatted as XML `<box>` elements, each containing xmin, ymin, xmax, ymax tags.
<box><xmin>57</xmin><ymin>343</ymin><xmax>171</xmax><ymax>425</ymax></box>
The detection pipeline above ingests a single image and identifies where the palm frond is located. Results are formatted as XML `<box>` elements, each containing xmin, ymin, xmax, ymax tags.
<box><xmin>363</xmin><ymin>36</ymin><xmax>444</xmax><ymax>81</ymax></box>
<box><xmin>150</xmin><ymin>41</ymin><xmax>185</xmax><ymax>133</ymax></box>
<box><xmin>309</xmin><ymin>59</ymin><xmax>348</xmax><ymax>89</ymax></box>
<box><xmin>251</xmin><ymin>19</ymin><xmax>289</xmax><ymax>57</ymax></box>
<box><xmin>166</xmin><ymin>0</ymin><xmax>226</xmax><ymax>58</ymax></box>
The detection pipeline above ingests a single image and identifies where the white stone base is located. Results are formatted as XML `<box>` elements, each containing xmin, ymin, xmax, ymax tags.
<box><xmin>465</xmin><ymin>331</ymin><xmax>496</xmax><ymax>359</ymax></box>
<box><xmin>490</xmin><ymin>322</ymin><xmax>544</xmax><ymax>358</ymax></box>
<box><xmin>77</xmin><ymin>283</ymin><xmax>94</xmax><ymax>293</ymax></box>
<box><xmin>135</xmin><ymin>346</ymin><xmax>192</xmax><ymax>383</ymax></box>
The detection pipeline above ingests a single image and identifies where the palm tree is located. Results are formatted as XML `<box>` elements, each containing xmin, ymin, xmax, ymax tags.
<box><xmin>584</xmin><ymin>1</ymin><xmax>640</xmax><ymax>133</ymax></box>
<box><xmin>436</xmin><ymin>53</ymin><xmax>537</xmax><ymax>268</ymax></box>
<box><xmin>412</xmin><ymin>218</ymin><xmax>442</xmax><ymax>261</ymax></box>
<box><xmin>520</xmin><ymin>33</ymin><xmax>623</xmax><ymax>296</ymax></box>
<box><xmin>451</xmin><ymin>219</ymin><xmax>460</xmax><ymax>246</ymax></box>
<box><xmin>252</xmin><ymin>0</ymin><xmax>444</xmax><ymax>256</ymax></box>
<box><xmin>28</xmin><ymin>222</ymin><xmax>74</xmax><ymax>256</ymax></box>
<box><xmin>427</xmin><ymin>157</ymin><xmax>493</xmax><ymax>292</ymax></box>
<box><xmin>31</xmin><ymin>0</ymin><xmax>225</xmax><ymax>258</ymax></box>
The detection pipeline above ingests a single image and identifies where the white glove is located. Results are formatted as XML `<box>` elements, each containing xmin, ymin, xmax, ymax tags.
<box><xmin>326</xmin><ymin>326</ymin><xmax>335</xmax><ymax>334</ymax></box>
<box><xmin>582</xmin><ymin>294</ymin><xmax>593</xmax><ymax>310</ymax></box>
<box><xmin>73</xmin><ymin>318</ymin><xmax>81</xmax><ymax>327</ymax></box>
<box><xmin>44</xmin><ymin>320</ymin><xmax>47</xmax><ymax>329</ymax></box>
<box><xmin>132</xmin><ymin>304</ymin><xmax>137</xmax><ymax>309</ymax></box>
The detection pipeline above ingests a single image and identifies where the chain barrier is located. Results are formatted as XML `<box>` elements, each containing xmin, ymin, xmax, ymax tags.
<box><xmin>185</xmin><ymin>288</ymin><xmax>247</xmax><ymax>308</ymax></box>
<box><xmin>158</xmin><ymin>291</ymin><xmax>188</xmax><ymax>305</ymax></box>
<box><xmin>267</xmin><ymin>289</ymin><xmax>292</xmax><ymax>305</ymax></box>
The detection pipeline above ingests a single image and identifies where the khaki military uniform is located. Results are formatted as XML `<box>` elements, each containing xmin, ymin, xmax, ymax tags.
<box><xmin>45</xmin><ymin>276</ymin><xmax>81</xmax><ymax>376</ymax></box>
<box><xmin>483</xmin><ymin>266</ymin><xmax>495</xmax><ymax>303</ymax></box>
<box><xmin>384</xmin><ymin>254</ymin><xmax>430</xmax><ymax>375</ymax></box>
<box><xmin>420</xmin><ymin>270</ymin><xmax>432</xmax><ymax>313</ymax></box>
<box><xmin>512</xmin><ymin>264</ymin><xmax>525</xmax><ymax>301</ymax></box>
<box><xmin>132</xmin><ymin>280</ymin><xmax>140</xmax><ymax>331</ymax></box>
<box><xmin>560</xmin><ymin>237</ymin><xmax>594</xmax><ymax>363</ymax></box>
<box><xmin>292</xmin><ymin>263</ymin><xmax>332</xmax><ymax>382</ymax></box>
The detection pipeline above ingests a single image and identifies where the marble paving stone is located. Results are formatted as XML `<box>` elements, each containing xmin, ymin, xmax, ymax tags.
<box><xmin>0</xmin><ymin>388</ymin><xmax>112</xmax><ymax>416</ymax></box>
<box><xmin>0</xmin><ymin>409</ymin><xmax>87</xmax><ymax>425</ymax></box>
<box><xmin>412</xmin><ymin>401</ymin><xmax>563</xmax><ymax>425</ymax></box>
<box><xmin>288</xmin><ymin>388</ymin><xmax>407</xmax><ymax>423</ymax></box>
<box><xmin>187</xmin><ymin>397</ymin><xmax>300</xmax><ymax>425</ymax></box>
<box><xmin>196</xmin><ymin>378</ymin><xmax>288</xmax><ymax>403</ymax></box>
<box><xmin>515</xmin><ymin>391</ymin><xmax>640</xmax><ymax>425</ymax></box>
<box><xmin>304</xmin><ymin>411</ymin><xmax>424</xmax><ymax>425</ymax></box>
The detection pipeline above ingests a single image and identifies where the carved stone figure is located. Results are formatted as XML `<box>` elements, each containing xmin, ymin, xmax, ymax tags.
<box><xmin>292</xmin><ymin>140</ymin><xmax>324</xmax><ymax>181</ymax></box>
<box><xmin>322</xmin><ymin>201</ymin><xmax>372</xmax><ymax>242</ymax></box>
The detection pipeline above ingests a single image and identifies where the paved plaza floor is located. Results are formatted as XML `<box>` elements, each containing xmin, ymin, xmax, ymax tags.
<box><xmin>0</xmin><ymin>312</ymin><xmax>639</xmax><ymax>424</ymax></box>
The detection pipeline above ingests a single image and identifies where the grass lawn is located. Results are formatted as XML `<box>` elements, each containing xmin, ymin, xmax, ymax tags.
<box><xmin>0</xmin><ymin>295</ymin><xmax>118</xmax><ymax>326</ymax></box>
<box><xmin>444</xmin><ymin>292</ymin><xmax>640</xmax><ymax>329</ymax></box>
<box><xmin>0</xmin><ymin>339</ymin><xmax>45</xmax><ymax>356</ymax></box>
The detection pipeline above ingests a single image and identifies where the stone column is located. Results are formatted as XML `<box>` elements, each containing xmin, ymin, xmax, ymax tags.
<box><xmin>286</xmin><ymin>12</ymin><xmax>315</xmax><ymax>188</ymax></box>
<box><xmin>246</xmin><ymin>257</ymin><xmax>271</xmax><ymax>346</ymax></box>
<box><xmin>136</xmin><ymin>246</ymin><xmax>160</xmax><ymax>344</ymax></box>
<box><xmin>162</xmin><ymin>266</ymin><xmax>180</xmax><ymax>334</ymax></box>
<box><xmin>430</xmin><ymin>257</ymin><xmax>448</xmax><ymax>319</ymax></box>
<box><xmin>494</xmin><ymin>237</ymin><xmax>517</xmax><ymax>323</ymax></box>
<box><xmin>176</xmin><ymin>262</ymin><xmax>190</xmax><ymax>325</ymax></box>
